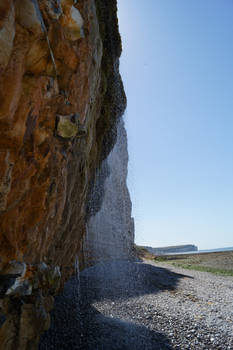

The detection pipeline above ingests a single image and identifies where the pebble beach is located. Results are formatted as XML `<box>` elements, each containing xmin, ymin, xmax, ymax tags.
<box><xmin>40</xmin><ymin>255</ymin><xmax>233</xmax><ymax>350</ymax></box>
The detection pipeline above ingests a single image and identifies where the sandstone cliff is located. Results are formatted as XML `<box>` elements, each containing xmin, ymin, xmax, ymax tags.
<box><xmin>0</xmin><ymin>0</ymin><xmax>131</xmax><ymax>348</ymax></box>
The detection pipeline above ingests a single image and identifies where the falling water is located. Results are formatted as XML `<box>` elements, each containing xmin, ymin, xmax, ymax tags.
<box><xmin>40</xmin><ymin>120</ymin><xmax>153</xmax><ymax>349</ymax></box>
<box><xmin>74</xmin><ymin>256</ymin><xmax>81</xmax><ymax>301</ymax></box>
<box><xmin>39</xmin><ymin>256</ymin><xmax>84</xmax><ymax>349</ymax></box>
<box><xmin>76</xmin><ymin>119</ymin><xmax>153</xmax><ymax>349</ymax></box>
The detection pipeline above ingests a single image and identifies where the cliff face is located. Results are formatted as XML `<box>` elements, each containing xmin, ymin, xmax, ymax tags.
<box><xmin>0</xmin><ymin>0</ymin><xmax>129</xmax><ymax>348</ymax></box>
<box><xmin>84</xmin><ymin>119</ymin><xmax>135</xmax><ymax>266</ymax></box>
<box><xmin>0</xmin><ymin>0</ymin><xmax>125</xmax><ymax>272</ymax></box>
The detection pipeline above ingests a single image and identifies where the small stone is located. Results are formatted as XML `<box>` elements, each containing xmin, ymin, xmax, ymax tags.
<box><xmin>56</xmin><ymin>115</ymin><xmax>78</xmax><ymax>138</ymax></box>
<box><xmin>6</xmin><ymin>278</ymin><xmax>32</xmax><ymax>296</ymax></box>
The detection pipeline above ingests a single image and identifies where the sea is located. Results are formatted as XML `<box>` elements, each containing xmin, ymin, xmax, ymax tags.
<box><xmin>167</xmin><ymin>246</ymin><xmax>233</xmax><ymax>255</ymax></box>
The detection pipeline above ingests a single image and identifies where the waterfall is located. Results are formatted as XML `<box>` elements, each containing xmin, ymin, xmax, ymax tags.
<box><xmin>84</xmin><ymin>119</ymin><xmax>134</xmax><ymax>266</ymax></box>
<box><xmin>40</xmin><ymin>120</ymin><xmax>135</xmax><ymax>349</ymax></box>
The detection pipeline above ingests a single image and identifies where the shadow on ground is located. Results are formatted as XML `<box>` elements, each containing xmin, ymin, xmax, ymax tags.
<box><xmin>80</xmin><ymin>260</ymin><xmax>192</xmax><ymax>302</ymax></box>
<box><xmin>40</xmin><ymin>260</ymin><xmax>192</xmax><ymax>350</ymax></box>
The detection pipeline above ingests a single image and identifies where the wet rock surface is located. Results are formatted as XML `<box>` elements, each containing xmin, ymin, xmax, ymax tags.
<box><xmin>40</xmin><ymin>260</ymin><xmax>233</xmax><ymax>349</ymax></box>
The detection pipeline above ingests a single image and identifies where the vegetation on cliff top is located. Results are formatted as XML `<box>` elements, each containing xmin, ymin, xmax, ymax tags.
<box><xmin>135</xmin><ymin>245</ymin><xmax>233</xmax><ymax>276</ymax></box>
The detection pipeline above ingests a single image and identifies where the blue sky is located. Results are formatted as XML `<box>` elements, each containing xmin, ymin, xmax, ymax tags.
<box><xmin>118</xmin><ymin>0</ymin><xmax>233</xmax><ymax>250</ymax></box>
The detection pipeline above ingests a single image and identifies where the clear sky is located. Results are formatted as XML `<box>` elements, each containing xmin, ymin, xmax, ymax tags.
<box><xmin>117</xmin><ymin>0</ymin><xmax>233</xmax><ymax>250</ymax></box>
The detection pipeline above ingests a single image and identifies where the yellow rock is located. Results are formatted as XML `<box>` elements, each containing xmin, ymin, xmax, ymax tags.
<box><xmin>57</xmin><ymin>115</ymin><xmax>78</xmax><ymax>138</ymax></box>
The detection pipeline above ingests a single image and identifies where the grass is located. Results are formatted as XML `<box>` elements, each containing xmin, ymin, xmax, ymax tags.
<box><xmin>134</xmin><ymin>245</ymin><xmax>155</xmax><ymax>260</ymax></box>
<box><xmin>153</xmin><ymin>256</ymin><xmax>172</xmax><ymax>262</ymax></box>
<box><xmin>134</xmin><ymin>245</ymin><xmax>233</xmax><ymax>276</ymax></box>
<box><xmin>168</xmin><ymin>262</ymin><xmax>233</xmax><ymax>276</ymax></box>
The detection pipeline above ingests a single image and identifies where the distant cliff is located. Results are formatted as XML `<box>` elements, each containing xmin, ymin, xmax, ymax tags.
<box><xmin>144</xmin><ymin>245</ymin><xmax>198</xmax><ymax>255</ymax></box>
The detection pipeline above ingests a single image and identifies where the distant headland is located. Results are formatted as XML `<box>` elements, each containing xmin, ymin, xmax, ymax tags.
<box><xmin>144</xmin><ymin>244</ymin><xmax>198</xmax><ymax>255</ymax></box>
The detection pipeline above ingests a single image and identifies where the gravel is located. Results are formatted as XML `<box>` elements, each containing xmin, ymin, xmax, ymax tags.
<box><xmin>40</xmin><ymin>260</ymin><xmax>233</xmax><ymax>350</ymax></box>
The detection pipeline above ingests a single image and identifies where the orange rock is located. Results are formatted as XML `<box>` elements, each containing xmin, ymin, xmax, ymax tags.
<box><xmin>26</xmin><ymin>39</ymin><xmax>50</xmax><ymax>75</ymax></box>
<box><xmin>0</xmin><ymin>0</ymin><xmax>126</xmax><ymax>285</ymax></box>
<box><xmin>60</xmin><ymin>2</ymin><xmax>84</xmax><ymax>41</ymax></box>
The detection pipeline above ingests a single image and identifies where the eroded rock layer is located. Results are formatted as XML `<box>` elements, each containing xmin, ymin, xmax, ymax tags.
<box><xmin>0</xmin><ymin>0</ymin><xmax>127</xmax><ymax>348</ymax></box>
